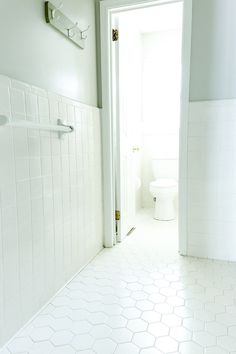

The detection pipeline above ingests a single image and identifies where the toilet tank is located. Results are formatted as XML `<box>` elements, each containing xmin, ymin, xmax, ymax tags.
<box><xmin>152</xmin><ymin>159</ymin><xmax>178</xmax><ymax>180</ymax></box>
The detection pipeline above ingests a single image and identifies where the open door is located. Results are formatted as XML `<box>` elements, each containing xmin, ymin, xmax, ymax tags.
<box><xmin>111</xmin><ymin>16</ymin><xmax>136</xmax><ymax>243</ymax></box>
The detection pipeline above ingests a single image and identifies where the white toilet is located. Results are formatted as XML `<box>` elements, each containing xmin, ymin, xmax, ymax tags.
<box><xmin>149</xmin><ymin>159</ymin><xmax>178</xmax><ymax>221</ymax></box>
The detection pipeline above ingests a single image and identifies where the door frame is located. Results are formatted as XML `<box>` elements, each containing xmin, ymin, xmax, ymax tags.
<box><xmin>100</xmin><ymin>0</ymin><xmax>192</xmax><ymax>253</ymax></box>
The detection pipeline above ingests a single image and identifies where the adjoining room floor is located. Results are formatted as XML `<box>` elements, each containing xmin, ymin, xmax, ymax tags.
<box><xmin>2</xmin><ymin>209</ymin><xmax>236</xmax><ymax>354</ymax></box>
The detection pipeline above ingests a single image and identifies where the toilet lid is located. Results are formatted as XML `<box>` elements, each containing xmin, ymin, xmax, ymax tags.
<box><xmin>150</xmin><ymin>179</ymin><xmax>178</xmax><ymax>188</ymax></box>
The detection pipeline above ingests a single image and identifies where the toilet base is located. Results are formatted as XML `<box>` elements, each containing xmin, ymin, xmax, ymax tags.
<box><xmin>154</xmin><ymin>197</ymin><xmax>176</xmax><ymax>221</ymax></box>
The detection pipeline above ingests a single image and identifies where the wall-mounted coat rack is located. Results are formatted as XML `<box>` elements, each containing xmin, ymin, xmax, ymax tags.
<box><xmin>45</xmin><ymin>1</ymin><xmax>89</xmax><ymax>49</ymax></box>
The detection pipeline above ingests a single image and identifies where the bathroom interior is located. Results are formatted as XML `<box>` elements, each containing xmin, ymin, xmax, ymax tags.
<box><xmin>116</xmin><ymin>2</ymin><xmax>183</xmax><ymax>240</ymax></box>
<box><xmin>2</xmin><ymin>0</ymin><xmax>236</xmax><ymax>353</ymax></box>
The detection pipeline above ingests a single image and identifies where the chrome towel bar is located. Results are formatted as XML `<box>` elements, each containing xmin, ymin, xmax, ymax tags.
<box><xmin>0</xmin><ymin>115</ymin><xmax>74</xmax><ymax>138</ymax></box>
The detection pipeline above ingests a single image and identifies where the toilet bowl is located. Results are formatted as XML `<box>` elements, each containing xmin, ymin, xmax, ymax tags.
<box><xmin>150</xmin><ymin>178</ymin><xmax>177</xmax><ymax>221</ymax></box>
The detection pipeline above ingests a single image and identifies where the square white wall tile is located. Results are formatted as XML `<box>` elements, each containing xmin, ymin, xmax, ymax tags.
<box><xmin>0</xmin><ymin>75</ymin><xmax>103</xmax><ymax>347</ymax></box>
<box><xmin>187</xmin><ymin>100</ymin><xmax>236</xmax><ymax>261</ymax></box>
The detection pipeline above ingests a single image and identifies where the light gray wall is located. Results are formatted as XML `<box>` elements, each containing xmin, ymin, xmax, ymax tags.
<box><xmin>0</xmin><ymin>0</ymin><xmax>98</xmax><ymax>106</ymax></box>
<box><xmin>190</xmin><ymin>0</ymin><xmax>236</xmax><ymax>101</ymax></box>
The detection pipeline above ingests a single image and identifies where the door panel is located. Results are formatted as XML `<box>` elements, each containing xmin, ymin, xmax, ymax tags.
<box><xmin>112</xmin><ymin>15</ymin><xmax>136</xmax><ymax>242</ymax></box>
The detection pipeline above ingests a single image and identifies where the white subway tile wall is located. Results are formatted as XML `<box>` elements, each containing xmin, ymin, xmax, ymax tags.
<box><xmin>0</xmin><ymin>75</ymin><xmax>103</xmax><ymax>346</ymax></box>
<box><xmin>188</xmin><ymin>100</ymin><xmax>236</xmax><ymax>261</ymax></box>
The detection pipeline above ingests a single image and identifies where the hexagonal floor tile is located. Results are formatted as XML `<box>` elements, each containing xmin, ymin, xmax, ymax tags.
<box><xmin>160</xmin><ymin>287</ymin><xmax>176</xmax><ymax>297</ymax></box>
<box><xmin>0</xmin><ymin>349</ymin><xmax>11</xmax><ymax>354</ymax></box>
<box><xmin>193</xmin><ymin>331</ymin><xmax>216</xmax><ymax>347</ymax></box>
<box><xmin>50</xmin><ymin>330</ymin><xmax>74</xmax><ymax>346</ymax></box>
<box><xmin>29</xmin><ymin>342</ymin><xmax>54</xmax><ymax>354</ymax></box>
<box><xmin>127</xmin><ymin>319</ymin><xmax>148</xmax><ymax>332</ymax></box>
<box><xmin>183</xmin><ymin>318</ymin><xmax>204</xmax><ymax>331</ymax></box>
<box><xmin>194</xmin><ymin>309</ymin><xmax>215</xmax><ymax>322</ymax></box>
<box><xmin>8</xmin><ymin>337</ymin><xmax>34</xmax><ymax>353</ymax></box>
<box><xmin>72</xmin><ymin>334</ymin><xmax>94</xmax><ymax>351</ymax></box>
<box><xmin>89</xmin><ymin>324</ymin><xmax>112</xmax><ymax>339</ymax></box>
<box><xmin>49</xmin><ymin>317</ymin><xmax>73</xmax><ymax>331</ymax></box>
<box><xmin>103</xmin><ymin>304</ymin><xmax>123</xmax><ymax>316</ymax></box>
<box><xmin>139</xmin><ymin>278</ymin><xmax>153</xmax><ymax>286</ymax></box>
<box><xmin>136</xmin><ymin>300</ymin><xmax>154</xmax><ymax>311</ymax></box>
<box><xmin>106</xmin><ymin>315</ymin><xmax>127</xmax><ymax>329</ymax></box>
<box><xmin>148</xmin><ymin>322</ymin><xmax>169</xmax><ymax>337</ymax></box>
<box><xmin>170</xmin><ymin>326</ymin><xmax>192</xmax><ymax>342</ymax></box>
<box><xmin>162</xmin><ymin>314</ymin><xmax>182</xmax><ymax>327</ymax></box>
<box><xmin>71</xmin><ymin>320</ymin><xmax>92</xmax><ymax>334</ymax></box>
<box><xmin>216</xmin><ymin>313</ymin><xmax>236</xmax><ymax>326</ymax></box>
<box><xmin>68</xmin><ymin>309</ymin><xmax>90</xmax><ymax>321</ymax></box>
<box><xmin>206</xmin><ymin>321</ymin><xmax>227</xmax><ymax>336</ymax></box>
<box><xmin>51</xmin><ymin>346</ymin><xmax>76</xmax><ymax>354</ymax></box>
<box><xmin>51</xmin><ymin>306</ymin><xmax>71</xmax><ymax>319</ymax></box>
<box><xmin>132</xmin><ymin>291</ymin><xmax>149</xmax><ymax>300</ymax></box>
<box><xmin>185</xmin><ymin>299</ymin><xmax>203</xmax><ymax>311</ymax></box>
<box><xmin>119</xmin><ymin>297</ymin><xmax>136</xmax><ymax>308</ymax></box>
<box><xmin>123</xmin><ymin>308</ymin><xmax>141</xmax><ymax>320</ymax></box>
<box><xmin>217</xmin><ymin>335</ymin><xmax>236</xmax><ymax>352</ymax></box>
<box><xmin>115</xmin><ymin>343</ymin><xmax>139</xmax><ymax>354</ymax></box>
<box><xmin>166</xmin><ymin>296</ymin><xmax>184</xmax><ymax>307</ymax></box>
<box><xmin>127</xmin><ymin>283</ymin><xmax>142</xmax><ymax>291</ymax></box>
<box><xmin>143</xmin><ymin>286</ymin><xmax>159</xmax><ymax>295</ymax></box>
<box><xmin>93</xmin><ymin>338</ymin><xmax>117</xmax><ymax>354</ymax></box>
<box><xmin>155</xmin><ymin>304</ymin><xmax>173</xmax><ymax>315</ymax></box>
<box><xmin>204</xmin><ymin>302</ymin><xmax>225</xmax><ymax>314</ymax></box>
<box><xmin>179</xmin><ymin>341</ymin><xmax>203</xmax><ymax>354</ymax></box>
<box><xmin>88</xmin><ymin>312</ymin><xmax>108</xmax><ymax>325</ymax></box>
<box><xmin>149</xmin><ymin>294</ymin><xmax>165</xmax><ymax>304</ymax></box>
<box><xmin>229</xmin><ymin>326</ymin><xmax>236</xmax><ymax>338</ymax></box>
<box><xmin>140</xmin><ymin>349</ymin><xmax>163</xmax><ymax>354</ymax></box>
<box><xmin>132</xmin><ymin>332</ymin><xmax>155</xmax><ymax>348</ymax></box>
<box><xmin>141</xmin><ymin>311</ymin><xmax>161</xmax><ymax>323</ymax></box>
<box><xmin>111</xmin><ymin>328</ymin><xmax>133</xmax><ymax>343</ymax></box>
<box><xmin>156</xmin><ymin>336</ymin><xmax>178</xmax><ymax>353</ymax></box>
<box><xmin>31</xmin><ymin>326</ymin><xmax>54</xmax><ymax>342</ymax></box>
<box><xmin>174</xmin><ymin>306</ymin><xmax>193</xmax><ymax>319</ymax></box>
<box><xmin>205</xmin><ymin>347</ymin><xmax>228</xmax><ymax>354</ymax></box>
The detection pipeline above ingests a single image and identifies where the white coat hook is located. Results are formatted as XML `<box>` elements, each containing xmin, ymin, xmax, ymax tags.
<box><xmin>81</xmin><ymin>25</ymin><xmax>90</xmax><ymax>40</ymax></box>
<box><xmin>52</xmin><ymin>1</ymin><xmax>63</xmax><ymax>20</ymax></box>
<box><xmin>67</xmin><ymin>22</ymin><xmax>78</xmax><ymax>38</ymax></box>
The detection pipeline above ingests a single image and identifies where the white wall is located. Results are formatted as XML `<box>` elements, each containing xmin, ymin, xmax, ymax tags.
<box><xmin>0</xmin><ymin>0</ymin><xmax>98</xmax><ymax>106</ymax></box>
<box><xmin>187</xmin><ymin>100</ymin><xmax>236</xmax><ymax>260</ymax></box>
<box><xmin>141</xmin><ymin>30</ymin><xmax>182</xmax><ymax>208</ymax></box>
<box><xmin>187</xmin><ymin>0</ymin><xmax>236</xmax><ymax>260</ymax></box>
<box><xmin>0</xmin><ymin>0</ymin><xmax>102</xmax><ymax>347</ymax></box>
<box><xmin>0</xmin><ymin>75</ymin><xmax>103</xmax><ymax>346</ymax></box>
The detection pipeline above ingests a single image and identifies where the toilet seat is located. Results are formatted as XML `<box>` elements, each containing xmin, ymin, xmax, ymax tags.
<box><xmin>150</xmin><ymin>179</ymin><xmax>177</xmax><ymax>188</ymax></box>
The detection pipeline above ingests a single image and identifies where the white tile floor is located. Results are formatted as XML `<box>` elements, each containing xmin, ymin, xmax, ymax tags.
<box><xmin>2</xmin><ymin>208</ymin><xmax>236</xmax><ymax>354</ymax></box>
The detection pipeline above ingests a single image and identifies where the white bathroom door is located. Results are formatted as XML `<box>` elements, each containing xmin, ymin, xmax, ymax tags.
<box><xmin>112</xmin><ymin>16</ymin><xmax>136</xmax><ymax>242</ymax></box>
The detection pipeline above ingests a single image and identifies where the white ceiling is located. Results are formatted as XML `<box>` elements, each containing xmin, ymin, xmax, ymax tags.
<box><xmin>117</xmin><ymin>2</ymin><xmax>183</xmax><ymax>34</ymax></box>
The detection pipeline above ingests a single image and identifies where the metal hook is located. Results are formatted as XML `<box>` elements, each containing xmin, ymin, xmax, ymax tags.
<box><xmin>67</xmin><ymin>22</ymin><xmax>78</xmax><ymax>38</ymax></box>
<box><xmin>81</xmin><ymin>25</ymin><xmax>90</xmax><ymax>40</ymax></box>
<box><xmin>52</xmin><ymin>1</ymin><xmax>63</xmax><ymax>20</ymax></box>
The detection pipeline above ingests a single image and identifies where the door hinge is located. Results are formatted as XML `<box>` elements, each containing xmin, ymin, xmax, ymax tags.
<box><xmin>112</xmin><ymin>29</ymin><xmax>119</xmax><ymax>42</ymax></box>
<box><xmin>115</xmin><ymin>210</ymin><xmax>120</xmax><ymax>221</ymax></box>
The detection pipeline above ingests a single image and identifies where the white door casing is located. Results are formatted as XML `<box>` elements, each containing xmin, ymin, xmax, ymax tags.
<box><xmin>100</xmin><ymin>0</ymin><xmax>192</xmax><ymax>253</ymax></box>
